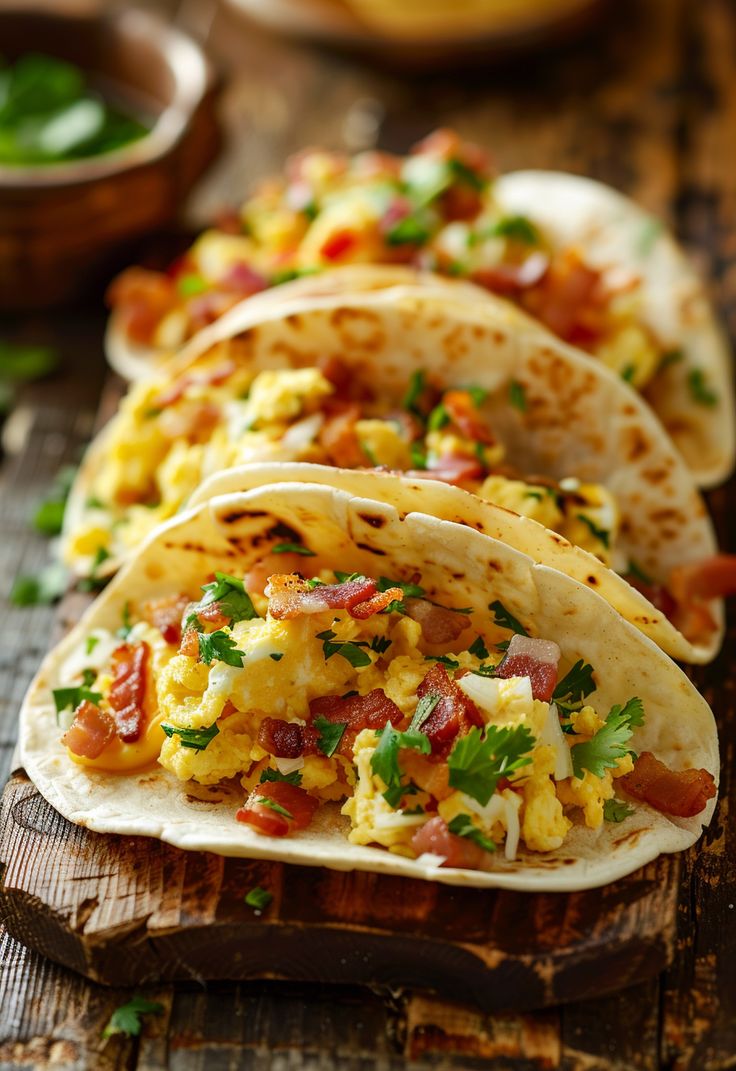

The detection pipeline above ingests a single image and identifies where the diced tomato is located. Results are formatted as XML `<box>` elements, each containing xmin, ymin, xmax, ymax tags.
<box><xmin>321</xmin><ymin>229</ymin><xmax>357</xmax><ymax>262</ymax></box>
<box><xmin>443</xmin><ymin>390</ymin><xmax>495</xmax><ymax>444</ymax></box>
<box><xmin>411</xmin><ymin>815</ymin><xmax>488</xmax><ymax>869</ymax></box>
<box><xmin>236</xmin><ymin>780</ymin><xmax>319</xmax><ymax>836</ymax></box>
<box><xmin>417</xmin><ymin>663</ymin><xmax>483</xmax><ymax>758</ymax></box>
<box><xmin>62</xmin><ymin>700</ymin><xmax>116</xmax><ymax>759</ymax></box>
<box><xmin>403</xmin><ymin>598</ymin><xmax>469</xmax><ymax>644</ymax></box>
<box><xmin>619</xmin><ymin>751</ymin><xmax>716</xmax><ymax>818</ymax></box>
<box><xmin>108</xmin><ymin>642</ymin><xmax>149</xmax><ymax>742</ymax></box>
<box><xmin>142</xmin><ymin>593</ymin><xmax>190</xmax><ymax>646</ymax></box>
<box><xmin>495</xmin><ymin>635</ymin><xmax>561</xmax><ymax>702</ymax></box>
<box><xmin>309</xmin><ymin>689</ymin><xmax>402</xmax><ymax>757</ymax></box>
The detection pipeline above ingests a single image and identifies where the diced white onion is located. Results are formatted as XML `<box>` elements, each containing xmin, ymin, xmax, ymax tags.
<box><xmin>281</xmin><ymin>412</ymin><xmax>324</xmax><ymax>450</ymax></box>
<box><xmin>503</xmin><ymin>792</ymin><xmax>522</xmax><ymax>862</ymax></box>
<box><xmin>416</xmin><ymin>852</ymin><xmax>446</xmax><ymax>868</ymax></box>
<box><xmin>275</xmin><ymin>756</ymin><xmax>305</xmax><ymax>776</ymax></box>
<box><xmin>372</xmin><ymin>811</ymin><xmax>427</xmax><ymax>831</ymax></box>
<box><xmin>539</xmin><ymin>702</ymin><xmax>574</xmax><ymax>781</ymax></box>
<box><xmin>559</xmin><ymin>477</ymin><xmax>580</xmax><ymax>492</ymax></box>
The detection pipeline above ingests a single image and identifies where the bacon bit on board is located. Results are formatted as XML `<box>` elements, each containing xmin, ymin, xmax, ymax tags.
<box><xmin>442</xmin><ymin>390</ymin><xmax>495</xmax><ymax>444</ymax></box>
<box><xmin>619</xmin><ymin>751</ymin><xmax>716</xmax><ymax>818</ymax></box>
<box><xmin>417</xmin><ymin>663</ymin><xmax>483</xmax><ymax>758</ymax></box>
<box><xmin>62</xmin><ymin>700</ymin><xmax>116</xmax><ymax>760</ymax></box>
<box><xmin>267</xmin><ymin>574</ymin><xmax>393</xmax><ymax>620</ymax></box>
<box><xmin>236</xmin><ymin>780</ymin><xmax>319</xmax><ymax>836</ymax></box>
<box><xmin>309</xmin><ymin>688</ymin><xmax>403</xmax><ymax>756</ymax></box>
<box><xmin>108</xmin><ymin>642</ymin><xmax>150</xmax><ymax>743</ymax></box>
<box><xmin>403</xmin><ymin>598</ymin><xmax>469</xmax><ymax>644</ymax></box>
<box><xmin>142</xmin><ymin>593</ymin><xmax>190</xmax><ymax>645</ymax></box>
<box><xmin>411</xmin><ymin>815</ymin><xmax>487</xmax><ymax>869</ymax></box>
<box><xmin>495</xmin><ymin>634</ymin><xmax>561</xmax><ymax>702</ymax></box>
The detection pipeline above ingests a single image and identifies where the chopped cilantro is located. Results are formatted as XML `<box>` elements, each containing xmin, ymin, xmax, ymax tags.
<box><xmin>272</xmin><ymin>542</ymin><xmax>316</xmax><ymax>557</ymax></box>
<box><xmin>161</xmin><ymin>723</ymin><xmax>220</xmax><ymax>751</ymax></box>
<box><xmin>85</xmin><ymin>635</ymin><xmax>99</xmax><ymax>655</ymax></box>
<box><xmin>621</xmin><ymin>363</ymin><xmax>636</xmax><ymax>384</ymax></box>
<box><xmin>117</xmin><ymin>601</ymin><xmax>133</xmax><ymax>639</ymax></box>
<box><xmin>386</xmin><ymin>214</ymin><xmax>432</xmax><ymax>246</ymax></box>
<box><xmin>464</xmin><ymin>385</ymin><xmax>487</xmax><ymax>406</ymax></box>
<box><xmin>102</xmin><ymin>996</ymin><xmax>163</xmax><ymax>1039</ymax></box>
<box><xmin>33</xmin><ymin>498</ymin><xmax>66</xmax><ymax>537</ymax></box>
<box><xmin>52</xmin><ymin>685</ymin><xmax>102</xmax><ymax>716</ymax></box>
<box><xmin>553</xmin><ymin>660</ymin><xmax>596</xmax><ymax>713</ymax></box>
<box><xmin>370</xmin><ymin>635</ymin><xmax>392</xmax><ymax>654</ymax></box>
<box><xmin>603</xmin><ymin>798</ymin><xmax>635</xmax><ymax>823</ymax></box>
<box><xmin>447</xmin><ymin>814</ymin><xmax>496</xmax><ymax>853</ymax></box>
<box><xmin>77</xmin><ymin>546</ymin><xmax>111</xmax><ymax>593</ymax></box>
<box><xmin>576</xmin><ymin>513</ymin><xmax>610</xmax><ymax>549</ymax></box>
<box><xmin>81</xmin><ymin>668</ymin><xmax>96</xmax><ymax>688</ymax></box>
<box><xmin>334</xmin><ymin>571</ymin><xmax>364</xmax><ymax>583</ymax></box>
<box><xmin>316</xmin><ymin>629</ymin><xmax>372</xmax><ymax>668</ymax></box>
<box><xmin>447</xmin><ymin>724</ymin><xmax>534</xmax><ymax>805</ymax></box>
<box><xmin>408</xmin><ymin>693</ymin><xmax>440</xmax><ymax>732</ymax></box>
<box><xmin>449</xmin><ymin>157</ymin><xmax>485</xmax><ymax>191</ymax></box>
<box><xmin>409</xmin><ymin>441</ymin><xmax>428</xmax><ymax>469</ymax></box>
<box><xmin>626</xmin><ymin>559</ymin><xmax>654</xmax><ymax>585</ymax></box>
<box><xmin>424</xmin><ymin>654</ymin><xmax>460</xmax><ymax>670</ymax></box>
<box><xmin>377</xmin><ymin>576</ymin><xmax>425</xmax><ymax>598</ymax></box>
<box><xmin>198</xmin><ymin>630</ymin><xmax>246</xmax><ymax>667</ymax></box>
<box><xmin>488</xmin><ymin>599</ymin><xmax>528</xmax><ymax>637</ymax></box>
<box><xmin>687</xmin><ymin>369</ymin><xmax>719</xmax><ymax>407</ymax></box>
<box><xmin>659</xmin><ymin>348</ymin><xmax>683</xmax><ymax>371</ymax></box>
<box><xmin>360</xmin><ymin>439</ymin><xmax>379</xmax><ymax>466</ymax></box>
<box><xmin>260</xmin><ymin>768</ymin><xmax>302</xmax><ymax>786</ymax></box>
<box><xmin>187</xmin><ymin>572</ymin><xmax>260</xmax><ymax>627</ymax></box>
<box><xmin>313</xmin><ymin>716</ymin><xmax>347</xmax><ymax>758</ymax></box>
<box><xmin>269</xmin><ymin>652</ymin><xmax>284</xmax><ymax>661</ymax></box>
<box><xmin>427</xmin><ymin>402</ymin><xmax>450</xmax><ymax>431</ymax></box>
<box><xmin>571</xmin><ymin>697</ymin><xmax>645</xmax><ymax>779</ymax></box>
<box><xmin>371</xmin><ymin>725</ymin><xmax>431</xmax><ymax>807</ymax></box>
<box><xmin>488</xmin><ymin>215</ymin><xmax>539</xmax><ymax>244</ymax></box>
<box><xmin>257</xmin><ymin>796</ymin><xmax>293</xmax><ymax>819</ymax></box>
<box><xmin>177</xmin><ymin>272</ymin><xmax>208</xmax><ymax>297</ymax></box>
<box><xmin>403</xmin><ymin>370</ymin><xmax>426</xmax><ymax>415</ymax></box>
<box><xmin>244</xmin><ymin>886</ymin><xmax>273</xmax><ymax>911</ymax></box>
<box><xmin>508</xmin><ymin>379</ymin><xmax>527</xmax><ymax>412</ymax></box>
<box><xmin>468</xmin><ymin>635</ymin><xmax>489</xmax><ymax>660</ymax></box>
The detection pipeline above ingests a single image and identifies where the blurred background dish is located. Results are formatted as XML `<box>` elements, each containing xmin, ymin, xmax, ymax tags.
<box><xmin>0</xmin><ymin>5</ymin><xmax>220</xmax><ymax>310</ymax></box>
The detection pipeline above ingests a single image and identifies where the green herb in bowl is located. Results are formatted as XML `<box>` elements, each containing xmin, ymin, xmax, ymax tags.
<box><xmin>0</xmin><ymin>53</ymin><xmax>148</xmax><ymax>166</ymax></box>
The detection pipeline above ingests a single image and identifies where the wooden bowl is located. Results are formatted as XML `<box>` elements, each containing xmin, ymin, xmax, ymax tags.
<box><xmin>0</xmin><ymin>7</ymin><xmax>221</xmax><ymax>310</ymax></box>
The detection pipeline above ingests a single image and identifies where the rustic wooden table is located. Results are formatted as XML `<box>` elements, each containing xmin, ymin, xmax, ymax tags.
<box><xmin>1</xmin><ymin>0</ymin><xmax>735</xmax><ymax>1066</ymax></box>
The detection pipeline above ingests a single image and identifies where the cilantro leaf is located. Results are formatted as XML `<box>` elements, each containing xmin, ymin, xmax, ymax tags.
<box><xmin>313</xmin><ymin>716</ymin><xmax>347</xmax><ymax>758</ymax></box>
<box><xmin>488</xmin><ymin>600</ymin><xmax>528</xmax><ymax>637</ymax></box>
<box><xmin>260</xmin><ymin>768</ymin><xmax>302</xmax><ymax>786</ymax></box>
<box><xmin>576</xmin><ymin>513</ymin><xmax>610</xmax><ymax>549</ymax></box>
<box><xmin>334</xmin><ymin>571</ymin><xmax>365</xmax><ymax>583</ymax></box>
<box><xmin>468</xmin><ymin>635</ymin><xmax>489</xmax><ymax>660</ymax></box>
<box><xmin>257</xmin><ymin>796</ymin><xmax>293</xmax><ymax>819</ymax></box>
<box><xmin>81</xmin><ymin>668</ymin><xmax>96</xmax><ymax>688</ymax></box>
<box><xmin>621</xmin><ymin>363</ymin><xmax>636</xmax><ymax>384</ymax></box>
<box><xmin>269</xmin><ymin>652</ymin><xmax>284</xmax><ymax>661</ymax></box>
<box><xmin>198</xmin><ymin>630</ymin><xmax>246</xmax><ymax>667</ymax></box>
<box><xmin>189</xmin><ymin>572</ymin><xmax>259</xmax><ymax>627</ymax></box>
<box><xmin>553</xmin><ymin>660</ymin><xmax>596</xmax><ymax>712</ymax></box>
<box><xmin>603</xmin><ymin>798</ymin><xmax>635</xmax><ymax>823</ymax></box>
<box><xmin>508</xmin><ymin>379</ymin><xmax>527</xmax><ymax>412</ymax></box>
<box><xmin>403</xmin><ymin>370</ymin><xmax>426</xmax><ymax>415</ymax></box>
<box><xmin>316</xmin><ymin>629</ymin><xmax>372</xmax><ymax>668</ymax></box>
<box><xmin>626</xmin><ymin>560</ymin><xmax>653</xmax><ymax>585</ymax></box>
<box><xmin>11</xmin><ymin>561</ymin><xmax>68</xmax><ymax>606</ymax></box>
<box><xmin>659</xmin><ymin>348</ymin><xmax>683</xmax><ymax>371</ymax></box>
<box><xmin>85</xmin><ymin>635</ymin><xmax>99</xmax><ymax>655</ymax></box>
<box><xmin>487</xmin><ymin>215</ymin><xmax>539</xmax><ymax>244</ymax></box>
<box><xmin>424</xmin><ymin>654</ymin><xmax>459</xmax><ymax>670</ymax></box>
<box><xmin>117</xmin><ymin>601</ymin><xmax>133</xmax><ymax>639</ymax></box>
<box><xmin>408</xmin><ymin>693</ymin><xmax>440</xmax><ymax>732</ymax></box>
<box><xmin>370</xmin><ymin>635</ymin><xmax>392</xmax><ymax>655</ymax></box>
<box><xmin>244</xmin><ymin>886</ymin><xmax>273</xmax><ymax>911</ymax></box>
<box><xmin>52</xmin><ymin>686</ymin><xmax>102</xmax><ymax>717</ymax></box>
<box><xmin>272</xmin><ymin>541</ymin><xmax>316</xmax><ymax>556</ymax></box>
<box><xmin>447</xmin><ymin>725</ymin><xmax>534</xmax><ymax>806</ymax></box>
<box><xmin>77</xmin><ymin>546</ymin><xmax>110</xmax><ymax>593</ymax></box>
<box><xmin>571</xmin><ymin>697</ymin><xmax>645</xmax><ymax>779</ymax></box>
<box><xmin>427</xmin><ymin>402</ymin><xmax>449</xmax><ymax>431</ymax></box>
<box><xmin>447</xmin><ymin>814</ymin><xmax>496</xmax><ymax>853</ymax></box>
<box><xmin>161</xmin><ymin>723</ymin><xmax>220</xmax><ymax>751</ymax></box>
<box><xmin>102</xmin><ymin>996</ymin><xmax>164</xmax><ymax>1039</ymax></box>
<box><xmin>688</xmin><ymin>369</ymin><xmax>718</xmax><ymax>407</ymax></box>
<box><xmin>371</xmin><ymin>726</ymin><xmax>431</xmax><ymax>807</ymax></box>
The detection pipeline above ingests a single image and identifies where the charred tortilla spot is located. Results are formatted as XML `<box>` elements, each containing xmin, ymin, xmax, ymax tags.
<box><xmin>355</xmin><ymin>542</ymin><xmax>386</xmax><ymax>556</ymax></box>
<box><xmin>587</xmin><ymin>575</ymin><xmax>598</xmax><ymax>585</ymax></box>
<box><xmin>267</xmin><ymin>522</ymin><xmax>303</xmax><ymax>544</ymax></box>
<box><xmin>358</xmin><ymin>513</ymin><xmax>387</xmax><ymax>529</ymax></box>
<box><xmin>286</xmin><ymin>313</ymin><xmax>303</xmax><ymax>329</ymax></box>
<box><xmin>624</xmin><ymin>427</ymin><xmax>651</xmax><ymax>462</ymax></box>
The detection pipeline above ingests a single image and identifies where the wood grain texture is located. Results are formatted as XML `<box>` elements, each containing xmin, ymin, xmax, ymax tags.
<box><xmin>1</xmin><ymin>0</ymin><xmax>736</xmax><ymax>1066</ymax></box>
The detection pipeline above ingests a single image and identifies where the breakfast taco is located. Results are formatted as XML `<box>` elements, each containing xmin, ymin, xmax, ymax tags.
<box><xmin>22</xmin><ymin>481</ymin><xmax>718</xmax><ymax>892</ymax></box>
<box><xmin>105</xmin><ymin>130</ymin><xmax>734</xmax><ymax>486</ymax></box>
<box><xmin>65</xmin><ymin>285</ymin><xmax>732</xmax><ymax>663</ymax></box>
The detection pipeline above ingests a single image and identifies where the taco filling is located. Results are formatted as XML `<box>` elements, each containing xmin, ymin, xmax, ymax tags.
<box><xmin>109</xmin><ymin>130</ymin><xmax>684</xmax><ymax>395</ymax></box>
<box><xmin>54</xmin><ymin>568</ymin><xmax>715</xmax><ymax>870</ymax></box>
<box><xmin>66</xmin><ymin>357</ymin><xmax>732</xmax><ymax>646</ymax></box>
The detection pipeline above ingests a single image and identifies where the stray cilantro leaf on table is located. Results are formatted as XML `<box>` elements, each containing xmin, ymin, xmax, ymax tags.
<box><xmin>245</xmin><ymin>886</ymin><xmax>273</xmax><ymax>912</ymax></box>
<box><xmin>102</xmin><ymin>996</ymin><xmax>163</xmax><ymax>1039</ymax></box>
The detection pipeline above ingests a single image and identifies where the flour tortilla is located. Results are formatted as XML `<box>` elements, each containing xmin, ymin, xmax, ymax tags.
<box><xmin>69</xmin><ymin>284</ymin><xmax>722</xmax><ymax>661</ymax></box>
<box><xmin>23</xmin><ymin>481</ymin><xmax>719</xmax><ymax>892</ymax></box>
<box><xmin>103</xmin><ymin>167</ymin><xmax>735</xmax><ymax>490</ymax></box>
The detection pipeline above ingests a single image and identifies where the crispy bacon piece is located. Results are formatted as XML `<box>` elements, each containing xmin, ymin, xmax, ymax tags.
<box><xmin>411</xmin><ymin>815</ymin><xmax>488</xmax><ymax>869</ymax></box>
<box><xmin>495</xmin><ymin>635</ymin><xmax>561</xmax><ymax>702</ymax></box>
<box><xmin>472</xmin><ymin>253</ymin><xmax>549</xmax><ymax>295</ymax></box>
<box><xmin>626</xmin><ymin>574</ymin><xmax>678</xmax><ymax>619</ymax></box>
<box><xmin>349</xmin><ymin>587</ymin><xmax>403</xmax><ymax>619</ymax></box>
<box><xmin>158</xmin><ymin>399</ymin><xmax>221</xmax><ymax>442</ymax></box>
<box><xmin>108</xmin><ymin>642</ymin><xmax>149</xmax><ymax>743</ymax></box>
<box><xmin>619</xmin><ymin>752</ymin><xmax>716</xmax><ymax>818</ymax></box>
<box><xmin>191</xmin><ymin>601</ymin><xmax>231</xmax><ymax>630</ymax></box>
<box><xmin>187</xmin><ymin>292</ymin><xmax>243</xmax><ymax>334</ymax></box>
<box><xmin>143</xmin><ymin>593</ymin><xmax>190</xmax><ymax>645</ymax></box>
<box><xmin>266</xmin><ymin>574</ymin><xmax>386</xmax><ymax>620</ymax></box>
<box><xmin>442</xmin><ymin>390</ymin><xmax>495</xmax><ymax>444</ymax></box>
<box><xmin>258</xmin><ymin>717</ymin><xmax>312</xmax><ymax>759</ymax></box>
<box><xmin>318</xmin><ymin>402</ymin><xmax>369</xmax><ymax>468</ymax></box>
<box><xmin>106</xmin><ymin>267</ymin><xmax>177</xmax><ymax>345</ymax></box>
<box><xmin>669</xmin><ymin>555</ymin><xmax>736</xmax><ymax>604</ymax></box>
<box><xmin>153</xmin><ymin>361</ymin><xmax>236</xmax><ymax>410</ymax></box>
<box><xmin>62</xmin><ymin>700</ymin><xmax>116</xmax><ymax>760</ymax></box>
<box><xmin>403</xmin><ymin>598</ymin><xmax>469</xmax><ymax>644</ymax></box>
<box><xmin>417</xmin><ymin>663</ymin><xmax>483</xmax><ymax>758</ymax></box>
<box><xmin>309</xmin><ymin>689</ymin><xmax>402</xmax><ymax>757</ymax></box>
<box><xmin>245</xmin><ymin>552</ymin><xmax>306</xmax><ymax>595</ymax></box>
<box><xmin>179</xmin><ymin>627</ymin><xmax>200</xmax><ymax>658</ymax></box>
<box><xmin>410</xmin><ymin>455</ymin><xmax>485</xmax><ymax>486</ymax></box>
<box><xmin>520</xmin><ymin>249</ymin><xmax>606</xmax><ymax>343</ymax></box>
<box><xmin>236</xmin><ymin>780</ymin><xmax>319</xmax><ymax>836</ymax></box>
<box><xmin>318</xmin><ymin>355</ymin><xmax>352</xmax><ymax>397</ymax></box>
